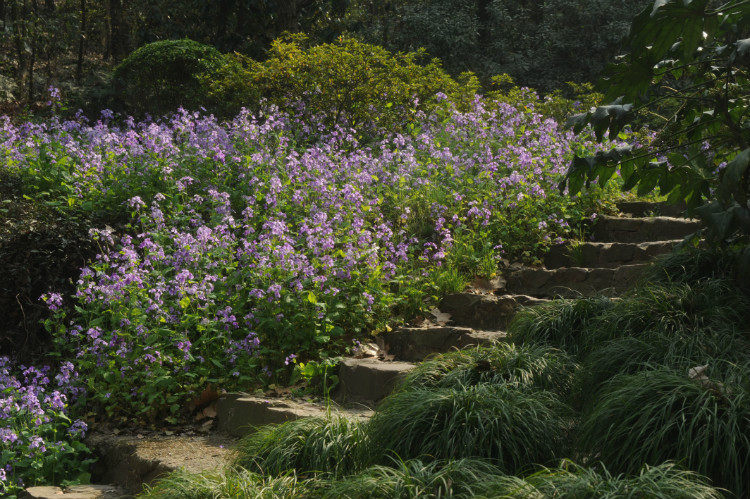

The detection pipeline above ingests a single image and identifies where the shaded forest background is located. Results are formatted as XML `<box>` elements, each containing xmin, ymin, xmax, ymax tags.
<box><xmin>0</xmin><ymin>0</ymin><xmax>652</xmax><ymax>116</ymax></box>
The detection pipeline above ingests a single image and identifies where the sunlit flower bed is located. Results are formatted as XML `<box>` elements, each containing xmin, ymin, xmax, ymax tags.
<box><xmin>2</xmin><ymin>95</ymin><xmax>617</xmax><ymax>427</ymax></box>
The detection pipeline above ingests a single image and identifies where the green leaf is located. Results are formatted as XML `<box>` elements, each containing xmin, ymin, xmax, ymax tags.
<box><xmin>717</xmin><ymin>148</ymin><xmax>750</xmax><ymax>206</ymax></box>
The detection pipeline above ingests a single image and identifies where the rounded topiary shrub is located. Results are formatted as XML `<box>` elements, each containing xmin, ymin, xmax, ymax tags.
<box><xmin>112</xmin><ymin>39</ymin><xmax>226</xmax><ymax>117</ymax></box>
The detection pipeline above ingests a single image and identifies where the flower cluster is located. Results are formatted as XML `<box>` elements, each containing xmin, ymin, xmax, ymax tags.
<box><xmin>2</xmin><ymin>93</ymin><xmax>624</xmax><ymax>423</ymax></box>
<box><xmin>0</xmin><ymin>357</ymin><xmax>93</xmax><ymax>497</ymax></box>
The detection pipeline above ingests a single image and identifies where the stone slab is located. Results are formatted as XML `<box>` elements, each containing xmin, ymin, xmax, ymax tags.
<box><xmin>216</xmin><ymin>395</ymin><xmax>371</xmax><ymax>437</ymax></box>
<box><xmin>333</xmin><ymin>358</ymin><xmax>415</xmax><ymax>408</ymax></box>
<box><xmin>505</xmin><ymin>263</ymin><xmax>648</xmax><ymax>298</ymax></box>
<box><xmin>616</xmin><ymin>200</ymin><xmax>687</xmax><ymax>218</ymax></box>
<box><xmin>85</xmin><ymin>432</ymin><xmax>232</xmax><ymax>495</ymax></box>
<box><xmin>382</xmin><ymin>326</ymin><xmax>507</xmax><ymax>362</ymax></box>
<box><xmin>592</xmin><ymin>216</ymin><xmax>702</xmax><ymax>243</ymax></box>
<box><xmin>440</xmin><ymin>293</ymin><xmax>549</xmax><ymax>330</ymax></box>
<box><xmin>22</xmin><ymin>485</ymin><xmax>129</xmax><ymax>499</ymax></box>
<box><xmin>544</xmin><ymin>240</ymin><xmax>681</xmax><ymax>269</ymax></box>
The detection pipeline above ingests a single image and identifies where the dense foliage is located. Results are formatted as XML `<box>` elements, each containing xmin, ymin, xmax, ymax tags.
<box><xmin>0</xmin><ymin>357</ymin><xmax>93</xmax><ymax>497</ymax></box>
<box><xmin>564</xmin><ymin>0</ymin><xmax>750</xmax><ymax>253</ymax></box>
<box><xmin>0</xmin><ymin>88</ymin><xmax>619</xmax><ymax>423</ymax></box>
<box><xmin>350</xmin><ymin>0</ymin><xmax>652</xmax><ymax>91</ymax></box>
<box><xmin>207</xmin><ymin>35</ymin><xmax>476</xmax><ymax>126</ymax></box>
<box><xmin>112</xmin><ymin>39</ymin><xmax>226</xmax><ymax>117</ymax></box>
<box><xmin>0</xmin><ymin>0</ymin><xmax>650</xmax><ymax>112</ymax></box>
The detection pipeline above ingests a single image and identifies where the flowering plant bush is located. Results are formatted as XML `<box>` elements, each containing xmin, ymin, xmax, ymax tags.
<box><xmin>3</xmin><ymin>89</ymin><xmax>623</xmax><ymax>423</ymax></box>
<box><xmin>0</xmin><ymin>356</ymin><xmax>93</xmax><ymax>498</ymax></box>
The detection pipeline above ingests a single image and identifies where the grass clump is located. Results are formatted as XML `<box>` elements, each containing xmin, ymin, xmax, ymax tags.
<box><xmin>367</xmin><ymin>384</ymin><xmax>571</xmax><ymax>473</ymax></box>
<box><xmin>397</xmin><ymin>343</ymin><xmax>578</xmax><ymax>397</ymax></box>
<box><xmin>577</xmin><ymin>365</ymin><xmax>750</xmax><ymax>498</ymax></box>
<box><xmin>593</xmin><ymin>279</ymin><xmax>748</xmax><ymax>343</ymax></box>
<box><xmin>138</xmin><ymin>467</ymin><xmax>316</xmax><ymax>499</ymax></box>
<box><xmin>645</xmin><ymin>246</ymin><xmax>747</xmax><ymax>287</ymax></box>
<box><xmin>232</xmin><ymin>414</ymin><xmax>368</xmax><ymax>478</ymax></box>
<box><xmin>508</xmin><ymin>296</ymin><xmax>614</xmax><ymax>358</ymax></box>
<box><xmin>323</xmin><ymin>457</ymin><xmax>507</xmax><ymax>499</ymax></box>
<box><xmin>472</xmin><ymin>461</ymin><xmax>724</xmax><ymax>499</ymax></box>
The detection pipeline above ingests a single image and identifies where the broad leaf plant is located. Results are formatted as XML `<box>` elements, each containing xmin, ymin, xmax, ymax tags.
<box><xmin>562</xmin><ymin>0</ymin><xmax>750</xmax><ymax>248</ymax></box>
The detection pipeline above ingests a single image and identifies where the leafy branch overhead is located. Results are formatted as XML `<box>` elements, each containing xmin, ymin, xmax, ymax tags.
<box><xmin>561</xmin><ymin>0</ymin><xmax>750</xmax><ymax>242</ymax></box>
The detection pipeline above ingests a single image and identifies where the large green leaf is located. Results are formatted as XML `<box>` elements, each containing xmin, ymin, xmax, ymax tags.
<box><xmin>717</xmin><ymin>148</ymin><xmax>750</xmax><ymax>206</ymax></box>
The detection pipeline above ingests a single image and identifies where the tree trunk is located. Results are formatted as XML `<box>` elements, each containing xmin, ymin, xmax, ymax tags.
<box><xmin>109</xmin><ymin>0</ymin><xmax>126</xmax><ymax>61</ymax></box>
<box><xmin>477</xmin><ymin>0</ymin><xmax>491</xmax><ymax>48</ymax></box>
<box><xmin>276</xmin><ymin>0</ymin><xmax>297</xmax><ymax>34</ymax></box>
<box><xmin>76</xmin><ymin>0</ymin><xmax>85</xmax><ymax>83</ymax></box>
<box><xmin>28</xmin><ymin>0</ymin><xmax>37</xmax><ymax>103</ymax></box>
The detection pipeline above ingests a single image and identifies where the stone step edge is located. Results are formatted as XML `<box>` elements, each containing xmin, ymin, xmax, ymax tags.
<box><xmin>504</xmin><ymin>263</ymin><xmax>648</xmax><ymax>298</ymax></box>
<box><xmin>383</xmin><ymin>326</ymin><xmax>508</xmax><ymax>362</ymax></box>
<box><xmin>217</xmin><ymin>394</ymin><xmax>373</xmax><ymax>438</ymax></box>
<box><xmin>544</xmin><ymin>239</ymin><xmax>685</xmax><ymax>269</ymax></box>
<box><xmin>333</xmin><ymin>357</ymin><xmax>416</xmax><ymax>409</ymax></box>
<box><xmin>85</xmin><ymin>432</ymin><xmax>233</xmax><ymax>496</ymax></box>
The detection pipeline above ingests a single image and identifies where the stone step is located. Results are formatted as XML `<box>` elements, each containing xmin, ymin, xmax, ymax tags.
<box><xmin>216</xmin><ymin>395</ymin><xmax>373</xmax><ymax>437</ymax></box>
<box><xmin>504</xmin><ymin>263</ymin><xmax>647</xmax><ymax>298</ymax></box>
<box><xmin>333</xmin><ymin>358</ymin><xmax>415</xmax><ymax>408</ymax></box>
<box><xmin>85</xmin><ymin>431</ymin><xmax>234</xmax><ymax>495</ymax></box>
<box><xmin>22</xmin><ymin>485</ymin><xmax>129</xmax><ymax>499</ymax></box>
<box><xmin>592</xmin><ymin>215</ymin><xmax>702</xmax><ymax>243</ymax></box>
<box><xmin>616</xmin><ymin>200</ymin><xmax>687</xmax><ymax>218</ymax></box>
<box><xmin>544</xmin><ymin>239</ymin><xmax>682</xmax><ymax>269</ymax></box>
<box><xmin>382</xmin><ymin>326</ymin><xmax>507</xmax><ymax>362</ymax></box>
<box><xmin>440</xmin><ymin>293</ymin><xmax>549</xmax><ymax>330</ymax></box>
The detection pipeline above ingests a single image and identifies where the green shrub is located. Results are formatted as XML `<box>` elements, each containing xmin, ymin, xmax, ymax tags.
<box><xmin>577</xmin><ymin>365</ymin><xmax>750</xmax><ymax>498</ymax></box>
<box><xmin>139</xmin><ymin>467</ymin><xmax>315</xmax><ymax>499</ymax></box>
<box><xmin>113</xmin><ymin>39</ymin><xmax>226</xmax><ymax>117</ymax></box>
<box><xmin>593</xmin><ymin>280</ymin><xmax>749</xmax><ymax>347</ymax></box>
<box><xmin>577</xmin><ymin>330</ymin><xmax>750</xmax><ymax>408</ymax></box>
<box><xmin>207</xmin><ymin>34</ymin><xmax>475</xmax><ymax>131</ymax></box>
<box><xmin>397</xmin><ymin>343</ymin><xmax>578</xmax><ymax>397</ymax></box>
<box><xmin>367</xmin><ymin>384</ymin><xmax>570</xmax><ymax>472</ymax></box>
<box><xmin>473</xmin><ymin>461</ymin><xmax>724</xmax><ymax>499</ymax></box>
<box><xmin>645</xmin><ymin>247</ymin><xmax>750</xmax><ymax>288</ymax></box>
<box><xmin>323</xmin><ymin>458</ymin><xmax>506</xmax><ymax>499</ymax></box>
<box><xmin>232</xmin><ymin>414</ymin><xmax>369</xmax><ymax>478</ymax></box>
<box><xmin>508</xmin><ymin>297</ymin><xmax>615</xmax><ymax>358</ymax></box>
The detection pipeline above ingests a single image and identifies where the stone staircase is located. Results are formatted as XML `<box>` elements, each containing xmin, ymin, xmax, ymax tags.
<box><xmin>82</xmin><ymin>201</ymin><xmax>703</xmax><ymax>496</ymax></box>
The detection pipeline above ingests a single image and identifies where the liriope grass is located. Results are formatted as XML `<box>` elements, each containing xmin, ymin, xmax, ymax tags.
<box><xmin>508</xmin><ymin>296</ymin><xmax>614</xmax><ymax>358</ymax></box>
<box><xmin>593</xmin><ymin>279</ymin><xmax>748</xmax><ymax>344</ymax></box>
<box><xmin>644</xmin><ymin>246</ymin><xmax>744</xmax><ymax>286</ymax></box>
<box><xmin>138</xmin><ymin>466</ymin><xmax>318</xmax><ymax>499</ymax></box>
<box><xmin>322</xmin><ymin>457</ymin><xmax>508</xmax><ymax>499</ymax></box>
<box><xmin>367</xmin><ymin>384</ymin><xmax>571</xmax><ymax>473</ymax></box>
<box><xmin>232</xmin><ymin>413</ymin><xmax>369</xmax><ymax>478</ymax></box>
<box><xmin>576</xmin><ymin>329</ymin><xmax>750</xmax><ymax>407</ymax></box>
<box><xmin>577</xmin><ymin>365</ymin><xmax>750</xmax><ymax>498</ymax></box>
<box><xmin>397</xmin><ymin>343</ymin><xmax>578</xmax><ymax>397</ymax></box>
<box><xmin>472</xmin><ymin>461</ymin><xmax>725</xmax><ymax>499</ymax></box>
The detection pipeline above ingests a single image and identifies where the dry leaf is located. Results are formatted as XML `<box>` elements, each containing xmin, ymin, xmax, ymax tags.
<box><xmin>429</xmin><ymin>307</ymin><xmax>452</xmax><ymax>325</ymax></box>
<box><xmin>468</xmin><ymin>276</ymin><xmax>507</xmax><ymax>294</ymax></box>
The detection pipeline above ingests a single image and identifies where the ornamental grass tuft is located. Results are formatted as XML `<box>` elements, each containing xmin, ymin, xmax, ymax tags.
<box><xmin>322</xmin><ymin>457</ymin><xmax>507</xmax><ymax>499</ymax></box>
<box><xmin>397</xmin><ymin>342</ymin><xmax>578</xmax><ymax>397</ymax></box>
<box><xmin>508</xmin><ymin>296</ymin><xmax>614</xmax><ymax>358</ymax></box>
<box><xmin>232</xmin><ymin>413</ymin><xmax>369</xmax><ymax>478</ymax></box>
<box><xmin>138</xmin><ymin>466</ymin><xmax>316</xmax><ymax>499</ymax></box>
<box><xmin>367</xmin><ymin>384</ymin><xmax>571</xmax><ymax>473</ymax></box>
<box><xmin>577</xmin><ymin>365</ymin><xmax>750</xmax><ymax>498</ymax></box>
<box><xmin>472</xmin><ymin>461</ymin><xmax>725</xmax><ymax>499</ymax></box>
